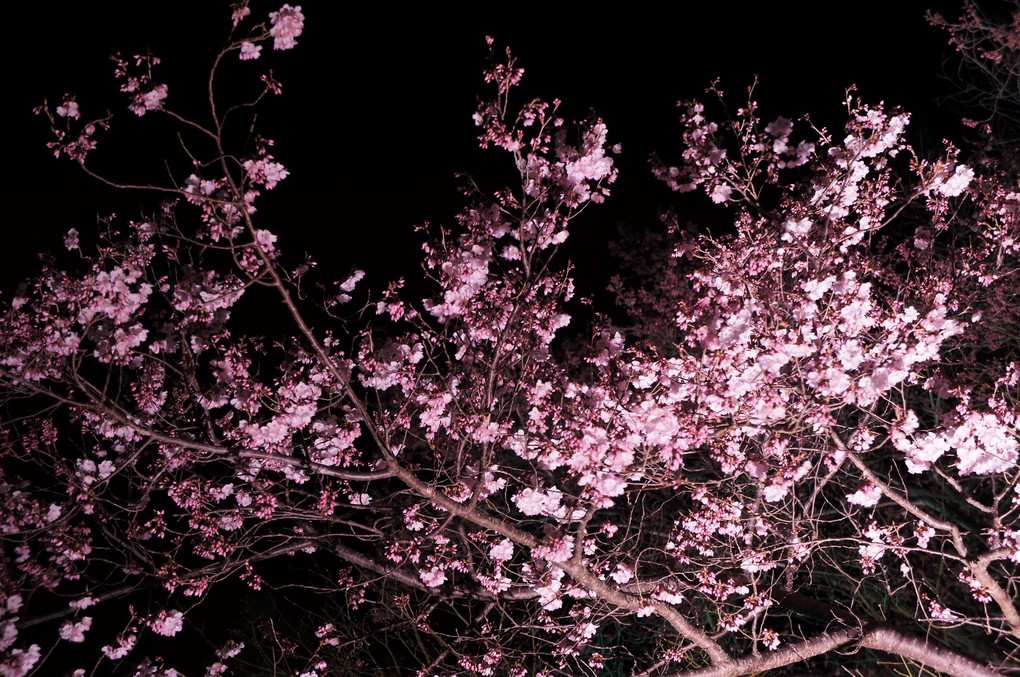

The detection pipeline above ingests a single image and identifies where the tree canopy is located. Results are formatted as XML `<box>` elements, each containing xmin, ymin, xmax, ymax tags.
<box><xmin>2</xmin><ymin>2</ymin><xmax>1020</xmax><ymax>676</ymax></box>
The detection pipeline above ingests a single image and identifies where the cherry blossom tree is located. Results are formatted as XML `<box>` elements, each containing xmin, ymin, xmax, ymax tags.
<box><xmin>2</xmin><ymin>2</ymin><xmax>1020</xmax><ymax>676</ymax></box>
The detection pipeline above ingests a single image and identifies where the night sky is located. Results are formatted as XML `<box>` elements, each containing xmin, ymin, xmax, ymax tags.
<box><xmin>6</xmin><ymin>1</ymin><xmax>964</xmax><ymax>296</ymax></box>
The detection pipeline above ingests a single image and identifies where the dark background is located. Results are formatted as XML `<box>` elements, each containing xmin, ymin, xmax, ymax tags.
<box><xmin>4</xmin><ymin>1</ymin><xmax>965</xmax><ymax>294</ymax></box>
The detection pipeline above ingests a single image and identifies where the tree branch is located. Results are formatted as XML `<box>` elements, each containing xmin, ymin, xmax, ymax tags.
<box><xmin>669</xmin><ymin>625</ymin><xmax>1003</xmax><ymax>677</ymax></box>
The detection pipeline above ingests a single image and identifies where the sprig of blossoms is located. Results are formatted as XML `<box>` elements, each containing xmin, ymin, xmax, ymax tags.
<box><xmin>113</xmin><ymin>53</ymin><xmax>168</xmax><ymax>116</ymax></box>
<box><xmin>269</xmin><ymin>5</ymin><xmax>304</xmax><ymax>50</ymax></box>
<box><xmin>33</xmin><ymin>97</ymin><xmax>110</xmax><ymax>164</ymax></box>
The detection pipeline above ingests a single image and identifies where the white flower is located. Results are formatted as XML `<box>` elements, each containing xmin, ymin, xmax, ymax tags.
<box><xmin>340</xmin><ymin>270</ymin><xmax>365</xmax><ymax>292</ymax></box>
<box><xmin>846</xmin><ymin>483</ymin><xmax>882</xmax><ymax>507</ymax></box>
<box><xmin>140</xmin><ymin>85</ymin><xmax>168</xmax><ymax>113</ymax></box>
<box><xmin>101</xmin><ymin>633</ymin><xmax>136</xmax><ymax>660</ymax></box>
<box><xmin>951</xmin><ymin>412</ymin><xmax>1018</xmax><ymax>475</ymax></box>
<box><xmin>710</xmin><ymin>183</ymin><xmax>732</xmax><ymax>203</ymax></box>
<box><xmin>512</xmin><ymin>487</ymin><xmax>561</xmax><ymax>516</ymax></box>
<box><xmin>781</xmin><ymin>217</ymin><xmax>812</xmax><ymax>241</ymax></box>
<box><xmin>489</xmin><ymin>538</ymin><xmax>514</xmax><ymax>562</ymax></box>
<box><xmin>765</xmin><ymin>116</ymin><xmax>793</xmax><ymax>138</ymax></box>
<box><xmin>936</xmin><ymin>164</ymin><xmax>974</xmax><ymax>197</ymax></box>
<box><xmin>610</xmin><ymin>563</ymin><xmax>634</xmax><ymax>584</ymax></box>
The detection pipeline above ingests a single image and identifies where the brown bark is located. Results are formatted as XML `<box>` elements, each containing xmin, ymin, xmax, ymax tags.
<box><xmin>669</xmin><ymin>625</ymin><xmax>1003</xmax><ymax>677</ymax></box>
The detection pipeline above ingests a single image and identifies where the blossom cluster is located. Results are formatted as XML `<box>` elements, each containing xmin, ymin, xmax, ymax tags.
<box><xmin>113</xmin><ymin>53</ymin><xmax>168</xmax><ymax>116</ymax></box>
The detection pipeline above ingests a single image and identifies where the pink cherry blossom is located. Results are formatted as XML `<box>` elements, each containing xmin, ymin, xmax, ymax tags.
<box><xmin>935</xmin><ymin>164</ymin><xmax>975</xmax><ymax>196</ymax></box>
<box><xmin>58</xmin><ymin>617</ymin><xmax>92</xmax><ymax>643</ymax></box>
<box><xmin>230</xmin><ymin>1</ymin><xmax>251</xmax><ymax>26</ymax></box>
<box><xmin>55</xmin><ymin>99</ymin><xmax>80</xmax><ymax>119</ymax></box>
<box><xmin>149</xmin><ymin>610</ymin><xmax>184</xmax><ymax>637</ymax></box>
<box><xmin>101</xmin><ymin>634</ymin><xmax>137</xmax><ymax>660</ymax></box>
<box><xmin>239</xmin><ymin>41</ymin><xmax>261</xmax><ymax>60</ymax></box>
<box><xmin>846</xmin><ymin>483</ymin><xmax>882</xmax><ymax>508</ymax></box>
<box><xmin>268</xmin><ymin>5</ymin><xmax>304</xmax><ymax>50</ymax></box>
<box><xmin>419</xmin><ymin>566</ymin><xmax>447</xmax><ymax>588</ymax></box>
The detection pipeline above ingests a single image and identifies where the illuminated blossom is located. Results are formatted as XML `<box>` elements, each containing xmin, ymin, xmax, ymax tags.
<box><xmin>489</xmin><ymin>539</ymin><xmax>513</xmax><ymax>562</ymax></box>
<box><xmin>230</xmin><ymin>1</ymin><xmax>251</xmax><ymax>26</ymax></box>
<box><xmin>63</xmin><ymin>228</ymin><xmax>79</xmax><ymax>251</ymax></box>
<box><xmin>936</xmin><ymin>164</ymin><xmax>974</xmax><ymax>197</ymax></box>
<box><xmin>950</xmin><ymin>412</ymin><xmax>1018</xmax><ymax>475</ymax></box>
<box><xmin>101</xmin><ymin>634</ymin><xmax>136</xmax><ymax>660</ymax></box>
<box><xmin>846</xmin><ymin>483</ymin><xmax>882</xmax><ymax>508</ymax></box>
<box><xmin>133</xmin><ymin>85</ymin><xmax>168</xmax><ymax>116</ymax></box>
<box><xmin>58</xmin><ymin>617</ymin><xmax>92</xmax><ymax>643</ymax></box>
<box><xmin>239</xmin><ymin>41</ymin><xmax>261</xmax><ymax>61</ymax></box>
<box><xmin>55</xmin><ymin>99</ymin><xmax>80</xmax><ymax>119</ymax></box>
<box><xmin>150</xmin><ymin>610</ymin><xmax>184</xmax><ymax>637</ymax></box>
<box><xmin>269</xmin><ymin>5</ymin><xmax>304</xmax><ymax>50</ymax></box>
<box><xmin>419</xmin><ymin>566</ymin><xmax>447</xmax><ymax>588</ymax></box>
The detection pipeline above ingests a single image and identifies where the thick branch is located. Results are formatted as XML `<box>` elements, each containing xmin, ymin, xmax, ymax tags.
<box><xmin>969</xmin><ymin>547</ymin><xmax>1020</xmax><ymax>639</ymax></box>
<box><xmin>669</xmin><ymin>626</ymin><xmax>863</xmax><ymax>677</ymax></box>
<box><xmin>670</xmin><ymin>625</ymin><xmax>1002</xmax><ymax>677</ymax></box>
<box><xmin>859</xmin><ymin>626</ymin><xmax>1002</xmax><ymax>677</ymax></box>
